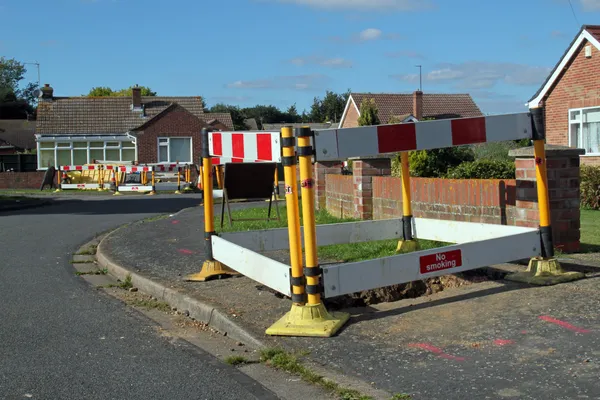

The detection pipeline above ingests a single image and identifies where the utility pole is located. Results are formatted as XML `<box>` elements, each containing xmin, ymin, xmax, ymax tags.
<box><xmin>415</xmin><ymin>65</ymin><xmax>422</xmax><ymax>92</ymax></box>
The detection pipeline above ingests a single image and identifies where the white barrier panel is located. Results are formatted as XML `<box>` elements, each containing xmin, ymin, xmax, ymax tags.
<box><xmin>219</xmin><ymin>218</ymin><xmax>539</xmax><ymax>253</ymax></box>
<box><xmin>322</xmin><ymin>230</ymin><xmax>541</xmax><ymax>298</ymax></box>
<box><xmin>61</xmin><ymin>165</ymin><xmax>99</xmax><ymax>171</ymax></box>
<box><xmin>61</xmin><ymin>183</ymin><xmax>100</xmax><ymax>190</ymax></box>
<box><xmin>212</xmin><ymin>236</ymin><xmax>291</xmax><ymax>297</ymax></box>
<box><xmin>209</xmin><ymin>131</ymin><xmax>281</xmax><ymax>163</ymax></box>
<box><xmin>117</xmin><ymin>185</ymin><xmax>153</xmax><ymax>192</ymax></box>
<box><xmin>313</xmin><ymin>112</ymin><xmax>533</xmax><ymax>162</ymax></box>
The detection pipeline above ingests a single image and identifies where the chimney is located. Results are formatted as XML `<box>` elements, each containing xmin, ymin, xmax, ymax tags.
<box><xmin>413</xmin><ymin>90</ymin><xmax>423</xmax><ymax>121</ymax></box>
<box><xmin>132</xmin><ymin>85</ymin><xmax>142</xmax><ymax>109</ymax></box>
<box><xmin>40</xmin><ymin>84</ymin><xmax>54</xmax><ymax>101</ymax></box>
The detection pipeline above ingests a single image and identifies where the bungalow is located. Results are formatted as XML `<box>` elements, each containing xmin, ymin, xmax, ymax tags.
<box><xmin>35</xmin><ymin>84</ymin><xmax>233</xmax><ymax>170</ymax></box>
<box><xmin>339</xmin><ymin>91</ymin><xmax>483</xmax><ymax>128</ymax></box>
<box><xmin>527</xmin><ymin>25</ymin><xmax>600</xmax><ymax>164</ymax></box>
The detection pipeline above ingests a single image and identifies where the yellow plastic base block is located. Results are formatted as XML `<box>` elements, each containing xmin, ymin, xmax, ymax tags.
<box><xmin>265</xmin><ymin>303</ymin><xmax>350</xmax><ymax>338</ymax></box>
<box><xmin>183</xmin><ymin>260</ymin><xmax>240</xmax><ymax>282</ymax></box>
<box><xmin>396</xmin><ymin>239</ymin><xmax>419</xmax><ymax>253</ymax></box>
<box><xmin>505</xmin><ymin>257</ymin><xmax>585</xmax><ymax>286</ymax></box>
<box><xmin>113</xmin><ymin>191</ymin><xmax>122</xmax><ymax>196</ymax></box>
<box><xmin>174</xmin><ymin>190</ymin><xmax>182</xmax><ymax>194</ymax></box>
<box><xmin>146</xmin><ymin>191</ymin><xmax>156</xmax><ymax>196</ymax></box>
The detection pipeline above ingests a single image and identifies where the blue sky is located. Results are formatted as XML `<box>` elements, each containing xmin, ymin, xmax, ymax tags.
<box><xmin>2</xmin><ymin>0</ymin><xmax>600</xmax><ymax>115</ymax></box>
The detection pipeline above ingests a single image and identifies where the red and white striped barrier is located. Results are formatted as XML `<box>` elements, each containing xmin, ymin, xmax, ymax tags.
<box><xmin>209</xmin><ymin>131</ymin><xmax>281</xmax><ymax>163</ymax></box>
<box><xmin>313</xmin><ymin>112</ymin><xmax>533</xmax><ymax>161</ymax></box>
<box><xmin>61</xmin><ymin>165</ymin><xmax>99</xmax><ymax>171</ymax></box>
<box><xmin>153</xmin><ymin>163</ymin><xmax>188</xmax><ymax>172</ymax></box>
<box><xmin>104</xmin><ymin>165</ymin><xmax>154</xmax><ymax>173</ymax></box>
<box><xmin>58</xmin><ymin>165</ymin><xmax>103</xmax><ymax>190</ymax></box>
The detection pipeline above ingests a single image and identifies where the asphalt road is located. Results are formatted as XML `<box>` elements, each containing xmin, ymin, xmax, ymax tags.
<box><xmin>0</xmin><ymin>195</ymin><xmax>278</xmax><ymax>400</ymax></box>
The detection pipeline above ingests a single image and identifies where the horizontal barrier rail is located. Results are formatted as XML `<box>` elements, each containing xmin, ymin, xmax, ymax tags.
<box><xmin>209</xmin><ymin>131</ymin><xmax>281</xmax><ymax>163</ymax></box>
<box><xmin>61</xmin><ymin>165</ymin><xmax>99</xmax><ymax>171</ymax></box>
<box><xmin>313</xmin><ymin>112</ymin><xmax>533</xmax><ymax>161</ymax></box>
<box><xmin>219</xmin><ymin>218</ymin><xmax>539</xmax><ymax>253</ymax></box>
<box><xmin>323</xmin><ymin>230</ymin><xmax>541</xmax><ymax>298</ymax></box>
<box><xmin>116</xmin><ymin>185</ymin><xmax>153</xmax><ymax>192</ymax></box>
<box><xmin>211</xmin><ymin>236</ymin><xmax>292</xmax><ymax>297</ymax></box>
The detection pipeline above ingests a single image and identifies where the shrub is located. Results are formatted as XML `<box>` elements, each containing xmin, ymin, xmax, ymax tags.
<box><xmin>471</xmin><ymin>140</ymin><xmax>529</xmax><ymax>162</ymax></box>
<box><xmin>580</xmin><ymin>165</ymin><xmax>600</xmax><ymax>210</ymax></box>
<box><xmin>409</xmin><ymin>147</ymin><xmax>475</xmax><ymax>178</ymax></box>
<box><xmin>445</xmin><ymin>159</ymin><xmax>515</xmax><ymax>179</ymax></box>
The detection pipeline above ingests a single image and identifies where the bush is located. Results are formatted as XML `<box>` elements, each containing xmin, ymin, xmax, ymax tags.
<box><xmin>580</xmin><ymin>165</ymin><xmax>600</xmax><ymax>210</ymax></box>
<box><xmin>445</xmin><ymin>159</ymin><xmax>515</xmax><ymax>179</ymax></box>
<box><xmin>471</xmin><ymin>140</ymin><xmax>529</xmax><ymax>162</ymax></box>
<box><xmin>409</xmin><ymin>147</ymin><xmax>475</xmax><ymax>178</ymax></box>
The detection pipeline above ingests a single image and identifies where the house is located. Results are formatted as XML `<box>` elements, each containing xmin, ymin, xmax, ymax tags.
<box><xmin>35</xmin><ymin>84</ymin><xmax>233</xmax><ymax>170</ymax></box>
<box><xmin>262</xmin><ymin>122</ymin><xmax>337</xmax><ymax>131</ymax></box>
<box><xmin>339</xmin><ymin>91</ymin><xmax>483</xmax><ymax>128</ymax></box>
<box><xmin>527</xmin><ymin>25</ymin><xmax>600</xmax><ymax>164</ymax></box>
<box><xmin>0</xmin><ymin>119</ymin><xmax>36</xmax><ymax>155</ymax></box>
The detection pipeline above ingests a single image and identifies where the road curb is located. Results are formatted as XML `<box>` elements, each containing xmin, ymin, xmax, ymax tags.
<box><xmin>96</xmin><ymin>228</ymin><xmax>266</xmax><ymax>349</ymax></box>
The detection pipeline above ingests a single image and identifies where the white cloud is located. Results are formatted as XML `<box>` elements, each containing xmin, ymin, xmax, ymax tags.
<box><xmin>289</xmin><ymin>56</ymin><xmax>353</xmax><ymax>68</ymax></box>
<box><xmin>392</xmin><ymin>61</ymin><xmax>551</xmax><ymax>90</ymax></box>
<box><xmin>385</xmin><ymin>50</ymin><xmax>426</xmax><ymax>59</ymax></box>
<box><xmin>580</xmin><ymin>0</ymin><xmax>600</xmax><ymax>11</ymax></box>
<box><xmin>266</xmin><ymin>0</ymin><xmax>434</xmax><ymax>11</ymax></box>
<box><xmin>226</xmin><ymin>74</ymin><xmax>330</xmax><ymax>91</ymax></box>
<box><xmin>359</xmin><ymin>28</ymin><xmax>382</xmax><ymax>41</ymax></box>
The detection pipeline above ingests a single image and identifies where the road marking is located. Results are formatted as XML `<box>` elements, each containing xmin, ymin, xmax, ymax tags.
<box><xmin>539</xmin><ymin>316</ymin><xmax>591</xmax><ymax>334</ymax></box>
<box><xmin>408</xmin><ymin>343</ymin><xmax>465</xmax><ymax>361</ymax></box>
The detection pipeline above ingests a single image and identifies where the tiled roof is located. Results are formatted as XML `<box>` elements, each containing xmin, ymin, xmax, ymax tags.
<box><xmin>262</xmin><ymin>122</ymin><xmax>336</xmax><ymax>130</ymax></box>
<box><xmin>350</xmin><ymin>93</ymin><xmax>483</xmax><ymax>124</ymax></box>
<box><xmin>0</xmin><ymin>119</ymin><xmax>36</xmax><ymax>149</ymax></box>
<box><xmin>586</xmin><ymin>25</ymin><xmax>600</xmax><ymax>42</ymax></box>
<box><xmin>203</xmin><ymin>113</ymin><xmax>234</xmax><ymax>130</ymax></box>
<box><xmin>36</xmin><ymin>96</ymin><xmax>212</xmax><ymax>134</ymax></box>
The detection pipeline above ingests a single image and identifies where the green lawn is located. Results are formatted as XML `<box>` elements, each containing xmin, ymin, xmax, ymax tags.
<box><xmin>580</xmin><ymin>209</ymin><xmax>600</xmax><ymax>252</ymax></box>
<box><xmin>218</xmin><ymin>206</ymin><xmax>448</xmax><ymax>262</ymax></box>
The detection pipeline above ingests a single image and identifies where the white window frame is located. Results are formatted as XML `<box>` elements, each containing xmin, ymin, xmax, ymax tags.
<box><xmin>157</xmin><ymin>137</ymin><xmax>193</xmax><ymax>163</ymax></box>
<box><xmin>36</xmin><ymin>137</ymin><xmax>137</xmax><ymax>170</ymax></box>
<box><xmin>569</xmin><ymin>106</ymin><xmax>600</xmax><ymax>156</ymax></box>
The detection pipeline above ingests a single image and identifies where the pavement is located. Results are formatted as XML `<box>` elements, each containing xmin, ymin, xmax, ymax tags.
<box><xmin>98</xmin><ymin>204</ymin><xmax>600</xmax><ymax>400</ymax></box>
<box><xmin>0</xmin><ymin>193</ymin><xmax>289</xmax><ymax>400</ymax></box>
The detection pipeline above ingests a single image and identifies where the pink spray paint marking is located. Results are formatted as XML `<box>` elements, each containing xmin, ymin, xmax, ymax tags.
<box><xmin>539</xmin><ymin>316</ymin><xmax>591</xmax><ymax>334</ymax></box>
<box><xmin>171</xmin><ymin>220</ymin><xmax>180</xmax><ymax>224</ymax></box>
<box><xmin>408</xmin><ymin>343</ymin><xmax>465</xmax><ymax>361</ymax></box>
<box><xmin>178</xmin><ymin>248</ymin><xmax>195</xmax><ymax>255</ymax></box>
<box><xmin>493</xmin><ymin>339</ymin><xmax>515</xmax><ymax>346</ymax></box>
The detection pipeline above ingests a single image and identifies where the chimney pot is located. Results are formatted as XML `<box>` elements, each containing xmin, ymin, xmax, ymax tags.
<box><xmin>132</xmin><ymin>86</ymin><xmax>142</xmax><ymax>109</ymax></box>
<box><xmin>41</xmin><ymin>84</ymin><xmax>54</xmax><ymax>101</ymax></box>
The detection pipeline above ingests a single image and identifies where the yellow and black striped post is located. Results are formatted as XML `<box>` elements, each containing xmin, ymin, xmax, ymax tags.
<box><xmin>266</xmin><ymin>126</ymin><xmax>349</xmax><ymax>337</ymax></box>
<box><xmin>507</xmin><ymin>107</ymin><xmax>584</xmax><ymax>285</ymax></box>
<box><xmin>396</xmin><ymin>151</ymin><xmax>419</xmax><ymax>253</ymax></box>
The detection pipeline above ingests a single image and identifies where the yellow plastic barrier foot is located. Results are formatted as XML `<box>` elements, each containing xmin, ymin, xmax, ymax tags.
<box><xmin>266</xmin><ymin>303</ymin><xmax>350</xmax><ymax>338</ymax></box>
<box><xmin>396</xmin><ymin>239</ymin><xmax>419</xmax><ymax>253</ymax></box>
<box><xmin>147</xmin><ymin>191</ymin><xmax>156</xmax><ymax>196</ymax></box>
<box><xmin>184</xmin><ymin>260</ymin><xmax>239</xmax><ymax>282</ymax></box>
<box><xmin>113</xmin><ymin>191</ymin><xmax>122</xmax><ymax>196</ymax></box>
<box><xmin>174</xmin><ymin>190</ymin><xmax>182</xmax><ymax>195</ymax></box>
<box><xmin>505</xmin><ymin>257</ymin><xmax>585</xmax><ymax>286</ymax></box>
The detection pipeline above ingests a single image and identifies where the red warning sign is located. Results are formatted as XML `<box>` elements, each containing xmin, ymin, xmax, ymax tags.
<box><xmin>285</xmin><ymin>185</ymin><xmax>293</xmax><ymax>195</ymax></box>
<box><xmin>419</xmin><ymin>250</ymin><xmax>462</xmax><ymax>274</ymax></box>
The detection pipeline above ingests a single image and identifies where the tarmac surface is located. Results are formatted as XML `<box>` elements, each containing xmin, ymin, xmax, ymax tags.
<box><xmin>103</xmin><ymin>205</ymin><xmax>600</xmax><ymax>400</ymax></box>
<box><xmin>0</xmin><ymin>194</ymin><xmax>280</xmax><ymax>400</ymax></box>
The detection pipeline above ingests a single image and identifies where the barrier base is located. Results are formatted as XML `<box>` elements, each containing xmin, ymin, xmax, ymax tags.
<box><xmin>396</xmin><ymin>239</ymin><xmax>419</xmax><ymax>253</ymax></box>
<box><xmin>184</xmin><ymin>260</ymin><xmax>240</xmax><ymax>282</ymax></box>
<box><xmin>174</xmin><ymin>190</ymin><xmax>182</xmax><ymax>195</ymax></box>
<box><xmin>113</xmin><ymin>191</ymin><xmax>122</xmax><ymax>196</ymax></box>
<box><xmin>265</xmin><ymin>303</ymin><xmax>350</xmax><ymax>338</ymax></box>
<box><xmin>147</xmin><ymin>191</ymin><xmax>156</xmax><ymax>196</ymax></box>
<box><xmin>505</xmin><ymin>257</ymin><xmax>585</xmax><ymax>286</ymax></box>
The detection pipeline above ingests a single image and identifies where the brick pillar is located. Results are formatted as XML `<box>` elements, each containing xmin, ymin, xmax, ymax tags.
<box><xmin>509</xmin><ymin>145</ymin><xmax>584</xmax><ymax>253</ymax></box>
<box><xmin>352</xmin><ymin>157</ymin><xmax>391</xmax><ymax>220</ymax></box>
<box><xmin>314</xmin><ymin>161</ymin><xmax>343</xmax><ymax>210</ymax></box>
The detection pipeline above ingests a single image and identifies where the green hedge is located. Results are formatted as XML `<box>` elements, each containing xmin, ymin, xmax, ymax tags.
<box><xmin>581</xmin><ymin>165</ymin><xmax>600</xmax><ymax>210</ymax></box>
<box><xmin>445</xmin><ymin>159</ymin><xmax>515</xmax><ymax>179</ymax></box>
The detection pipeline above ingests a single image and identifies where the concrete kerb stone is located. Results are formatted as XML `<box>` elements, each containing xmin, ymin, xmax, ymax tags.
<box><xmin>95</xmin><ymin>227</ymin><xmax>266</xmax><ymax>350</ymax></box>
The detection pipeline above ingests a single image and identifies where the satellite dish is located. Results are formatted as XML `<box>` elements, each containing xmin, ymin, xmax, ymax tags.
<box><xmin>33</xmin><ymin>89</ymin><xmax>42</xmax><ymax>98</ymax></box>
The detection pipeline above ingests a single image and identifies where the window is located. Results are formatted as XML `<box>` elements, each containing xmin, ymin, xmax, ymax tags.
<box><xmin>37</xmin><ymin>139</ymin><xmax>137</xmax><ymax>170</ymax></box>
<box><xmin>569</xmin><ymin>107</ymin><xmax>600</xmax><ymax>155</ymax></box>
<box><xmin>157</xmin><ymin>137</ymin><xmax>192</xmax><ymax>163</ymax></box>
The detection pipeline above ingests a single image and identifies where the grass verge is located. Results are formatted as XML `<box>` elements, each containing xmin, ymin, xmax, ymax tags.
<box><xmin>580</xmin><ymin>209</ymin><xmax>600</xmax><ymax>253</ymax></box>
<box><xmin>126</xmin><ymin>298</ymin><xmax>171</xmax><ymax>312</ymax></box>
<box><xmin>260</xmin><ymin>348</ymin><xmax>411</xmax><ymax>400</ymax></box>
<box><xmin>75</xmin><ymin>269</ymin><xmax>107</xmax><ymax>276</ymax></box>
<box><xmin>224</xmin><ymin>355</ymin><xmax>252</xmax><ymax>366</ymax></box>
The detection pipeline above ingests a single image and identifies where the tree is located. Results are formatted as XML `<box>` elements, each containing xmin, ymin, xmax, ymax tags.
<box><xmin>286</xmin><ymin>104</ymin><xmax>300</xmax><ymax>123</ymax></box>
<box><xmin>308</xmin><ymin>89</ymin><xmax>350</xmax><ymax>123</ymax></box>
<box><xmin>209</xmin><ymin>103</ymin><xmax>248</xmax><ymax>130</ymax></box>
<box><xmin>86</xmin><ymin>85</ymin><xmax>157</xmax><ymax>97</ymax></box>
<box><xmin>0</xmin><ymin>57</ymin><xmax>26</xmax><ymax>94</ymax></box>
<box><xmin>0</xmin><ymin>57</ymin><xmax>37</xmax><ymax>119</ymax></box>
<box><xmin>357</xmin><ymin>98</ymin><xmax>380</xmax><ymax>126</ymax></box>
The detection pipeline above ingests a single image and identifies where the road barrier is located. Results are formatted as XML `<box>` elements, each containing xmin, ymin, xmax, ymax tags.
<box><xmin>184</xmin><ymin>108</ymin><xmax>584</xmax><ymax>338</ymax></box>
<box><xmin>55</xmin><ymin>164</ymin><xmax>108</xmax><ymax>191</ymax></box>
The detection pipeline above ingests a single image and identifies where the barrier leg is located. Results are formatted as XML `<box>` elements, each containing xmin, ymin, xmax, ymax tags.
<box><xmin>147</xmin><ymin>171</ymin><xmax>156</xmax><ymax>195</ymax></box>
<box><xmin>215</xmin><ymin>165</ymin><xmax>224</xmax><ymax>190</ymax></box>
<box><xmin>266</xmin><ymin>167</ymin><xmax>280</xmax><ymax>202</ymax></box>
<box><xmin>185</xmin><ymin>128</ymin><xmax>238</xmax><ymax>282</ymax></box>
<box><xmin>183</xmin><ymin>165</ymin><xmax>193</xmax><ymax>192</ymax></box>
<box><xmin>507</xmin><ymin>108</ymin><xmax>584</xmax><ymax>285</ymax></box>
<box><xmin>175</xmin><ymin>167</ymin><xmax>182</xmax><ymax>194</ymax></box>
<box><xmin>113</xmin><ymin>171</ymin><xmax>122</xmax><ymax>196</ymax></box>
<box><xmin>396</xmin><ymin>152</ymin><xmax>419</xmax><ymax>253</ymax></box>
<box><xmin>267</xmin><ymin>127</ymin><xmax>349</xmax><ymax>338</ymax></box>
<box><xmin>54</xmin><ymin>167</ymin><xmax>62</xmax><ymax>192</ymax></box>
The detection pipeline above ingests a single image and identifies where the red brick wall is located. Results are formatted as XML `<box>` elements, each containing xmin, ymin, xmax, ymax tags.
<box><xmin>137</xmin><ymin>105</ymin><xmax>207</xmax><ymax>164</ymax></box>
<box><xmin>341</xmin><ymin>99</ymin><xmax>360</xmax><ymax>128</ymax></box>
<box><xmin>326</xmin><ymin>175</ymin><xmax>354</xmax><ymax>219</ymax></box>
<box><xmin>544</xmin><ymin>39</ymin><xmax>600</xmax><ymax>166</ymax></box>
<box><xmin>0</xmin><ymin>171</ymin><xmax>45</xmax><ymax>189</ymax></box>
<box><xmin>372</xmin><ymin>177</ymin><xmax>518</xmax><ymax>225</ymax></box>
